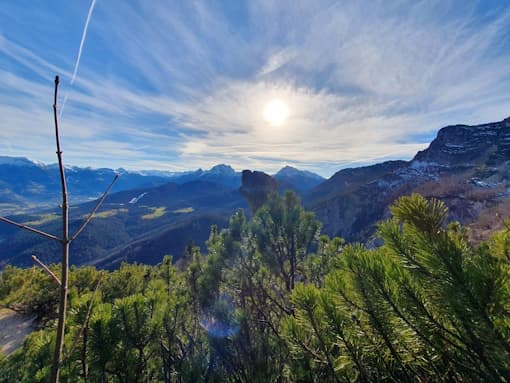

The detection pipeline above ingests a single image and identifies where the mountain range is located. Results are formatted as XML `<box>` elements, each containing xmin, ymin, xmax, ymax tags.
<box><xmin>0</xmin><ymin>157</ymin><xmax>169</xmax><ymax>214</ymax></box>
<box><xmin>0</xmin><ymin>160</ymin><xmax>323</xmax><ymax>268</ymax></box>
<box><xmin>0</xmin><ymin>158</ymin><xmax>323</xmax><ymax>216</ymax></box>
<box><xmin>0</xmin><ymin>116</ymin><xmax>509</xmax><ymax>268</ymax></box>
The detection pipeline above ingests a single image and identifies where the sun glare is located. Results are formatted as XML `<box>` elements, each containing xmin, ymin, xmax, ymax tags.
<box><xmin>263</xmin><ymin>99</ymin><xmax>289</xmax><ymax>126</ymax></box>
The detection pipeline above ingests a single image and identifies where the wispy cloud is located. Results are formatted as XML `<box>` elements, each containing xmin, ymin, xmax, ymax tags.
<box><xmin>258</xmin><ymin>48</ymin><xmax>296</xmax><ymax>76</ymax></box>
<box><xmin>0</xmin><ymin>1</ymin><xmax>509</xmax><ymax>176</ymax></box>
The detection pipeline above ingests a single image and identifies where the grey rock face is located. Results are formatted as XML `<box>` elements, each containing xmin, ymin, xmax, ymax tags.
<box><xmin>240</xmin><ymin>170</ymin><xmax>278</xmax><ymax>214</ymax></box>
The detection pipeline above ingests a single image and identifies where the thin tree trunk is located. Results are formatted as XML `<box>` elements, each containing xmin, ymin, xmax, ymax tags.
<box><xmin>50</xmin><ymin>75</ymin><xmax>70</xmax><ymax>383</ymax></box>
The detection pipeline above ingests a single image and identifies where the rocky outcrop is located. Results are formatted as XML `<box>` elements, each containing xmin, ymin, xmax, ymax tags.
<box><xmin>304</xmin><ymin>117</ymin><xmax>510</xmax><ymax>242</ymax></box>
<box><xmin>240</xmin><ymin>170</ymin><xmax>278</xmax><ymax>214</ymax></box>
<box><xmin>414</xmin><ymin>117</ymin><xmax>510</xmax><ymax>166</ymax></box>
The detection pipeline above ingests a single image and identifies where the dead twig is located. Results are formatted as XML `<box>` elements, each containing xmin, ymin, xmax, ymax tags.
<box><xmin>62</xmin><ymin>274</ymin><xmax>103</xmax><ymax>364</ymax></box>
<box><xmin>31</xmin><ymin>255</ymin><xmax>61</xmax><ymax>287</ymax></box>
<box><xmin>0</xmin><ymin>216</ymin><xmax>60</xmax><ymax>242</ymax></box>
<box><xmin>71</xmin><ymin>174</ymin><xmax>119</xmax><ymax>241</ymax></box>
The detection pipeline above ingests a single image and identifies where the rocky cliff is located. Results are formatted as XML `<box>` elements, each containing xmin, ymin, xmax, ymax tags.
<box><xmin>304</xmin><ymin>117</ymin><xmax>510</xmax><ymax>242</ymax></box>
<box><xmin>414</xmin><ymin>117</ymin><xmax>510</xmax><ymax>166</ymax></box>
<box><xmin>240</xmin><ymin>170</ymin><xmax>278</xmax><ymax>214</ymax></box>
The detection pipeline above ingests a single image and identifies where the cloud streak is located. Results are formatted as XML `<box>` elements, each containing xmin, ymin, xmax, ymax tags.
<box><xmin>0</xmin><ymin>1</ymin><xmax>510</xmax><ymax>176</ymax></box>
<box><xmin>71</xmin><ymin>0</ymin><xmax>97</xmax><ymax>85</ymax></box>
<box><xmin>60</xmin><ymin>0</ymin><xmax>97</xmax><ymax>118</ymax></box>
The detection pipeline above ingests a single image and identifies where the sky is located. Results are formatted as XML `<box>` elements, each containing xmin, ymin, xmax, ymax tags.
<box><xmin>1</xmin><ymin>1</ymin><xmax>510</xmax><ymax>177</ymax></box>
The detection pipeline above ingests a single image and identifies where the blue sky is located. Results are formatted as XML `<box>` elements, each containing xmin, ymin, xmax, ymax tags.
<box><xmin>1</xmin><ymin>1</ymin><xmax>510</xmax><ymax>177</ymax></box>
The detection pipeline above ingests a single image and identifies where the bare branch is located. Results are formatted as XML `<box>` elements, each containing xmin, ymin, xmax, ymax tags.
<box><xmin>71</xmin><ymin>174</ymin><xmax>119</xmax><ymax>241</ymax></box>
<box><xmin>0</xmin><ymin>216</ymin><xmax>61</xmax><ymax>242</ymax></box>
<box><xmin>31</xmin><ymin>255</ymin><xmax>61</xmax><ymax>287</ymax></box>
<box><xmin>54</xmin><ymin>76</ymin><xmax>64</xmax><ymax>162</ymax></box>
<box><xmin>51</xmin><ymin>74</ymin><xmax>71</xmax><ymax>383</ymax></box>
<box><xmin>62</xmin><ymin>274</ymin><xmax>103</xmax><ymax>364</ymax></box>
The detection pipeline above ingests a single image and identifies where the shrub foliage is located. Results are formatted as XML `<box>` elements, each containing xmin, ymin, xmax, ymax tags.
<box><xmin>1</xmin><ymin>192</ymin><xmax>509</xmax><ymax>382</ymax></box>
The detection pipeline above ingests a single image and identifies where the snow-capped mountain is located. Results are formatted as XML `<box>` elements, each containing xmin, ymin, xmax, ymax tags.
<box><xmin>0</xmin><ymin>159</ymin><xmax>242</xmax><ymax>214</ymax></box>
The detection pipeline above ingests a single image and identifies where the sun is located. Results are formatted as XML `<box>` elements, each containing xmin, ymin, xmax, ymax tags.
<box><xmin>263</xmin><ymin>99</ymin><xmax>289</xmax><ymax>126</ymax></box>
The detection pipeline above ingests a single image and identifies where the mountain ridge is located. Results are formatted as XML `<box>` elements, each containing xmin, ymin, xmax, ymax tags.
<box><xmin>1</xmin><ymin>116</ymin><xmax>509</xmax><ymax>268</ymax></box>
<box><xmin>0</xmin><ymin>157</ymin><xmax>324</xmax><ymax>214</ymax></box>
<box><xmin>302</xmin><ymin>116</ymin><xmax>510</xmax><ymax>241</ymax></box>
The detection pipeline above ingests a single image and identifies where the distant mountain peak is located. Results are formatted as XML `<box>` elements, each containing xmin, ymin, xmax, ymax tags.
<box><xmin>276</xmin><ymin>165</ymin><xmax>299</xmax><ymax>175</ymax></box>
<box><xmin>0</xmin><ymin>156</ymin><xmax>40</xmax><ymax>167</ymax></box>
<box><xmin>208</xmin><ymin>164</ymin><xmax>236</xmax><ymax>175</ymax></box>
<box><xmin>115</xmin><ymin>168</ymin><xmax>128</xmax><ymax>174</ymax></box>
<box><xmin>275</xmin><ymin>165</ymin><xmax>324</xmax><ymax>181</ymax></box>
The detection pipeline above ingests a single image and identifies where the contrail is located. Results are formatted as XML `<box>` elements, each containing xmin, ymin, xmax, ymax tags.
<box><xmin>71</xmin><ymin>0</ymin><xmax>97</xmax><ymax>84</ymax></box>
<box><xmin>60</xmin><ymin>0</ymin><xmax>97</xmax><ymax>117</ymax></box>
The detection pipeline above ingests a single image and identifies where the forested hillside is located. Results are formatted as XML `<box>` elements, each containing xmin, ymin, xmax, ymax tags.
<box><xmin>3</xmin><ymin>117</ymin><xmax>508</xmax><ymax>269</ymax></box>
<box><xmin>1</xmin><ymin>192</ymin><xmax>509</xmax><ymax>382</ymax></box>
